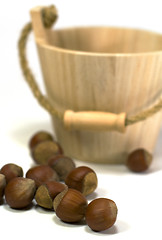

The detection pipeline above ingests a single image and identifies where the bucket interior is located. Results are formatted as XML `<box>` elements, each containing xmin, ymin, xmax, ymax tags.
<box><xmin>48</xmin><ymin>27</ymin><xmax>162</xmax><ymax>54</ymax></box>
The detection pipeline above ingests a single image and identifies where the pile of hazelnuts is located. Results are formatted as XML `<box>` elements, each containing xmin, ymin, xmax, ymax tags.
<box><xmin>0</xmin><ymin>130</ymin><xmax>153</xmax><ymax>232</ymax></box>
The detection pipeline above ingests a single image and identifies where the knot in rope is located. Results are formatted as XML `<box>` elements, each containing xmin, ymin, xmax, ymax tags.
<box><xmin>41</xmin><ymin>5</ymin><xmax>58</xmax><ymax>28</ymax></box>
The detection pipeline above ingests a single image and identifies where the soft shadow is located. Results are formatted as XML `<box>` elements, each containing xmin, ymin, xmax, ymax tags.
<box><xmin>84</xmin><ymin>224</ymin><xmax>118</xmax><ymax>235</ymax></box>
<box><xmin>3</xmin><ymin>202</ymin><xmax>35</xmax><ymax>213</ymax></box>
<box><xmin>53</xmin><ymin>215</ymin><xmax>86</xmax><ymax>228</ymax></box>
<box><xmin>0</xmin><ymin>198</ymin><xmax>5</xmax><ymax>205</ymax></box>
<box><xmin>34</xmin><ymin>204</ymin><xmax>54</xmax><ymax>214</ymax></box>
<box><xmin>84</xmin><ymin>219</ymin><xmax>130</xmax><ymax>235</ymax></box>
<box><xmin>86</xmin><ymin>187</ymin><xmax>109</xmax><ymax>201</ymax></box>
<box><xmin>86</xmin><ymin>191</ymin><xmax>98</xmax><ymax>201</ymax></box>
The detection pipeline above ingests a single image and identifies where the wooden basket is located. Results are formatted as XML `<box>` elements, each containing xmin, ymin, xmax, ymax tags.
<box><xmin>20</xmin><ymin>6</ymin><xmax>162</xmax><ymax>164</ymax></box>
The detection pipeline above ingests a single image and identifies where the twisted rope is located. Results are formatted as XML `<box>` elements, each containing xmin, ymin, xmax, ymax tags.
<box><xmin>18</xmin><ymin>5</ymin><xmax>63</xmax><ymax>120</ymax></box>
<box><xmin>18</xmin><ymin>5</ymin><xmax>162</xmax><ymax>127</ymax></box>
<box><xmin>125</xmin><ymin>97</ymin><xmax>162</xmax><ymax>125</ymax></box>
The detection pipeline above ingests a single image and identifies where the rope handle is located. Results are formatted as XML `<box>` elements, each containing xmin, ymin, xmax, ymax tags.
<box><xmin>18</xmin><ymin>5</ymin><xmax>162</xmax><ymax>133</ymax></box>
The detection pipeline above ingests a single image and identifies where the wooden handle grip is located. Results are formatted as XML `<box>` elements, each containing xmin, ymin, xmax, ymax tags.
<box><xmin>64</xmin><ymin>110</ymin><xmax>126</xmax><ymax>133</ymax></box>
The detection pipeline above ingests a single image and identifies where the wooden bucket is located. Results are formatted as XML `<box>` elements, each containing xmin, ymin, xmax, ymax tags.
<box><xmin>23</xmin><ymin>6</ymin><xmax>162</xmax><ymax>164</ymax></box>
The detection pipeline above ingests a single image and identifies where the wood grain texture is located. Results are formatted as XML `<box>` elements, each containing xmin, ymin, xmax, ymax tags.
<box><xmin>30</xmin><ymin>7</ymin><xmax>162</xmax><ymax>163</ymax></box>
<box><xmin>64</xmin><ymin>110</ymin><xmax>126</xmax><ymax>133</ymax></box>
<box><xmin>30</xmin><ymin>7</ymin><xmax>48</xmax><ymax>43</ymax></box>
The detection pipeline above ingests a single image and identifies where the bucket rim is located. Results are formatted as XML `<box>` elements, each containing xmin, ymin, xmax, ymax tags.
<box><xmin>37</xmin><ymin>25</ymin><xmax>162</xmax><ymax>57</ymax></box>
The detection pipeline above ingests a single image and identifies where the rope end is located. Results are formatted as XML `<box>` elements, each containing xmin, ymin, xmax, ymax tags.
<box><xmin>41</xmin><ymin>5</ymin><xmax>58</xmax><ymax>28</ymax></box>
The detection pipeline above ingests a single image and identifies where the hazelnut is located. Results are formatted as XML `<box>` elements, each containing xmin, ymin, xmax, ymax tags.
<box><xmin>0</xmin><ymin>174</ymin><xmax>6</xmax><ymax>200</ymax></box>
<box><xmin>48</xmin><ymin>155</ymin><xmax>76</xmax><ymax>181</ymax></box>
<box><xmin>5</xmin><ymin>177</ymin><xmax>36</xmax><ymax>209</ymax></box>
<box><xmin>126</xmin><ymin>148</ymin><xmax>152</xmax><ymax>172</ymax></box>
<box><xmin>85</xmin><ymin>198</ymin><xmax>118</xmax><ymax>232</ymax></box>
<box><xmin>31</xmin><ymin>140</ymin><xmax>63</xmax><ymax>165</ymax></box>
<box><xmin>65</xmin><ymin>166</ymin><xmax>98</xmax><ymax>196</ymax></box>
<box><xmin>29</xmin><ymin>130</ymin><xmax>54</xmax><ymax>150</ymax></box>
<box><xmin>53</xmin><ymin>188</ymin><xmax>88</xmax><ymax>223</ymax></box>
<box><xmin>26</xmin><ymin>165</ymin><xmax>59</xmax><ymax>187</ymax></box>
<box><xmin>35</xmin><ymin>181</ymin><xmax>68</xmax><ymax>209</ymax></box>
<box><xmin>0</xmin><ymin>163</ymin><xmax>23</xmax><ymax>183</ymax></box>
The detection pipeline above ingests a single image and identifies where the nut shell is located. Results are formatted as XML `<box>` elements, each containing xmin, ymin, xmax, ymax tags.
<box><xmin>31</xmin><ymin>140</ymin><xmax>63</xmax><ymax>165</ymax></box>
<box><xmin>0</xmin><ymin>174</ymin><xmax>6</xmax><ymax>200</ymax></box>
<box><xmin>48</xmin><ymin>155</ymin><xmax>75</xmax><ymax>181</ymax></box>
<box><xmin>85</xmin><ymin>198</ymin><xmax>118</xmax><ymax>231</ymax></box>
<box><xmin>26</xmin><ymin>165</ymin><xmax>59</xmax><ymax>187</ymax></box>
<box><xmin>126</xmin><ymin>149</ymin><xmax>152</xmax><ymax>172</ymax></box>
<box><xmin>5</xmin><ymin>177</ymin><xmax>36</xmax><ymax>209</ymax></box>
<box><xmin>0</xmin><ymin>163</ymin><xmax>23</xmax><ymax>183</ymax></box>
<box><xmin>35</xmin><ymin>181</ymin><xmax>67</xmax><ymax>209</ymax></box>
<box><xmin>65</xmin><ymin>166</ymin><xmax>97</xmax><ymax>196</ymax></box>
<box><xmin>29</xmin><ymin>131</ymin><xmax>54</xmax><ymax>150</ymax></box>
<box><xmin>53</xmin><ymin>188</ymin><xmax>88</xmax><ymax>223</ymax></box>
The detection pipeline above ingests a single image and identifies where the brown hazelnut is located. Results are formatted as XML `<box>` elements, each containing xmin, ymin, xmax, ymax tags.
<box><xmin>31</xmin><ymin>140</ymin><xmax>63</xmax><ymax>165</ymax></box>
<box><xmin>26</xmin><ymin>165</ymin><xmax>59</xmax><ymax>187</ymax></box>
<box><xmin>48</xmin><ymin>155</ymin><xmax>76</xmax><ymax>181</ymax></box>
<box><xmin>5</xmin><ymin>177</ymin><xmax>36</xmax><ymax>209</ymax></box>
<box><xmin>126</xmin><ymin>148</ymin><xmax>152</xmax><ymax>172</ymax></box>
<box><xmin>65</xmin><ymin>166</ymin><xmax>98</xmax><ymax>196</ymax></box>
<box><xmin>0</xmin><ymin>163</ymin><xmax>23</xmax><ymax>183</ymax></box>
<box><xmin>29</xmin><ymin>130</ymin><xmax>54</xmax><ymax>150</ymax></box>
<box><xmin>85</xmin><ymin>198</ymin><xmax>118</xmax><ymax>232</ymax></box>
<box><xmin>35</xmin><ymin>181</ymin><xmax>68</xmax><ymax>209</ymax></box>
<box><xmin>0</xmin><ymin>174</ymin><xmax>6</xmax><ymax>200</ymax></box>
<box><xmin>53</xmin><ymin>188</ymin><xmax>88</xmax><ymax>223</ymax></box>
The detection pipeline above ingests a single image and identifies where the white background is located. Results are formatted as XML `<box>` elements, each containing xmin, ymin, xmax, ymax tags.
<box><xmin>1</xmin><ymin>0</ymin><xmax>162</xmax><ymax>239</ymax></box>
